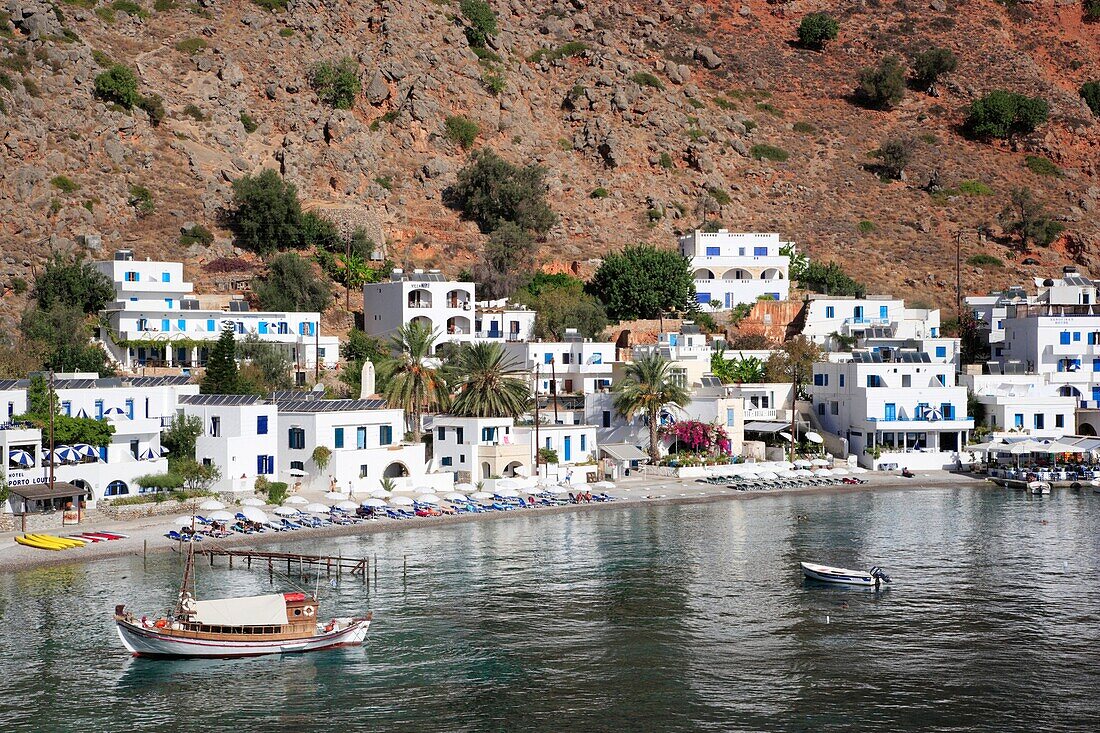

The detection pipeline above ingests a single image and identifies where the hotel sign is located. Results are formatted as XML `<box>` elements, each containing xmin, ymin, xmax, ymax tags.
<box><xmin>3</xmin><ymin>469</ymin><xmax>47</xmax><ymax>487</ymax></box>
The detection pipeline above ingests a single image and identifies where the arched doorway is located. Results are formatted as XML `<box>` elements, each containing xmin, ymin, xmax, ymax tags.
<box><xmin>1078</xmin><ymin>422</ymin><xmax>1097</xmax><ymax>436</ymax></box>
<box><xmin>481</xmin><ymin>462</ymin><xmax>492</xmax><ymax>479</ymax></box>
<box><xmin>383</xmin><ymin>462</ymin><xmax>409</xmax><ymax>478</ymax></box>
<box><xmin>503</xmin><ymin>461</ymin><xmax>524</xmax><ymax>477</ymax></box>
<box><xmin>694</xmin><ymin>268</ymin><xmax>716</xmax><ymax>280</ymax></box>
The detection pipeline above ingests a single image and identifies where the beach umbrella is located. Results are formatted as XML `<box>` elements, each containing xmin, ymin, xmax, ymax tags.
<box><xmin>199</xmin><ymin>499</ymin><xmax>226</xmax><ymax>511</ymax></box>
<box><xmin>390</xmin><ymin>495</ymin><xmax>414</xmax><ymax>506</ymax></box>
<box><xmin>305</xmin><ymin>503</ymin><xmax>332</xmax><ymax>514</ymax></box>
<box><xmin>45</xmin><ymin>446</ymin><xmax>78</xmax><ymax>465</ymax></box>
<box><xmin>495</xmin><ymin>488</ymin><xmax>520</xmax><ymax>498</ymax></box>
<box><xmin>444</xmin><ymin>492</ymin><xmax>469</xmax><ymax>501</ymax></box>
<box><xmin>72</xmin><ymin>443</ymin><xmax>99</xmax><ymax>459</ymax></box>
<box><xmin>103</xmin><ymin>407</ymin><xmax>129</xmax><ymax>419</ymax></box>
<box><xmin>334</xmin><ymin>500</ymin><xmax>358</xmax><ymax>511</ymax></box>
<box><xmin>794</xmin><ymin>459</ymin><xmax>812</xmax><ymax>468</ymax></box>
<box><xmin>361</xmin><ymin>498</ymin><xmax>388</xmax><ymax>508</ymax></box>
<box><xmin>832</xmin><ymin>468</ymin><xmax>850</xmax><ymax>476</ymax></box>
<box><xmin>775</xmin><ymin>461</ymin><xmax>795</xmax><ymax>470</ymax></box>
<box><xmin>779</xmin><ymin>431</ymin><xmax>793</xmax><ymax>442</ymax></box>
<box><xmin>811</xmin><ymin>459</ymin><xmax>831</xmax><ymax>467</ymax></box>
<box><xmin>851</xmin><ymin>466</ymin><xmax>868</xmax><ymax>474</ymax></box>
<box><xmin>792</xmin><ymin>469</ymin><xmax>813</xmax><ymax>477</ymax></box>
<box><xmin>75</xmin><ymin>408</ymin><xmax>89</xmax><ymax>419</ymax></box>
<box><xmin>240</xmin><ymin>497</ymin><xmax>266</xmax><ymax>507</ymax></box>
<box><xmin>240</xmin><ymin>506</ymin><xmax>268</xmax><ymax>523</ymax></box>
<box><xmin>369</xmin><ymin>488</ymin><xmax>393</xmax><ymax>499</ymax></box>
<box><xmin>283</xmin><ymin>495</ymin><xmax>309</xmax><ymax>506</ymax></box>
<box><xmin>758</xmin><ymin>471</ymin><xmax>779</xmax><ymax>480</ymax></box>
<box><xmin>806</xmin><ymin>431</ymin><xmax>824</xmax><ymax>445</ymax></box>
<box><xmin>416</xmin><ymin>493</ymin><xmax>441</xmax><ymax>504</ymax></box>
<box><xmin>209</xmin><ymin>510</ymin><xmax>235</xmax><ymax>521</ymax></box>
<box><xmin>175</xmin><ymin>515</ymin><xmax>199</xmax><ymax>526</ymax></box>
<box><xmin>273</xmin><ymin>506</ymin><xmax>299</xmax><ymax>517</ymax></box>
<box><xmin>512</xmin><ymin>465</ymin><xmax>530</xmax><ymax>477</ymax></box>
<box><xmin>813</xmin><ymin>468</ymin><xmax>832</xmax><ymax>477</ymax></box>
<box><xmin>470</xmin><ymin>491</ymin><xmax>494</xmax><ymax>500</ymax></box>
<box><xmin>324</xmin><ymin>491</ymin><xmax>346</xmax><ymax>500</ymax></box>
<box><xmin>594</xmin><ymin>481</ymin><xmax>615</xmax><ymax>490</ymax></box>
<box><xmin>496</xmin><ymin>478</ymin><xmax>520</xmax><ymax>490</ymax></box>
<box><xmin>139</xmin><ymin>446</ymin><xmax>164</xmax><ymax>460</ymax></box>
<box><xmin>454</xmin><ymin>482</ymin><xmax>476</xmax><ymax>493</ymax></box>
<box><xmin>7</xmin><ymin>449</ymin><xmax>33</xmax><ymax>467</ymax></box>
<box><xmin>543</xmin><ymin>485</ymin><xmax>570</xmax><ymax>495</ymax></box>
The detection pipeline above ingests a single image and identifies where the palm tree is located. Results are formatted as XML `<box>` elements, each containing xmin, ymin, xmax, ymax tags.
<box><xmin>613</xmin><ymin>353</ymin><xmax>691</xmax><ymax>463</ymax></box>
<box><xmin>383</xmin><ymin>322</ymin><xmax>450</xmax><ymax>442</ymax></box>
<box><xmin>729</xmin><ymin>354</ymin><xmax>767</xmax><ymax>383</ymax></box>
<box><xmin>448</xmin><ymin>342</ymin><xmax>530</xmax><ymax>418</ymax></box>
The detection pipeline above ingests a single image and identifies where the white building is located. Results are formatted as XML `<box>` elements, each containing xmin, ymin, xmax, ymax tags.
<box><xmin>363</xmin><ymin>269</ymin><xmax>476</xmax><ymax>351</ymax></box>
<box><xmin>960</xmin><ymin>373</ymin><xmax>1076</xmax><ymax>439</ymax></box>
<box><xmin>678</xmin><ymin>229</ymin><xmax>791</xmax><ymax>310</ymax></box>
<box><xmin>474</xmin><ymin>299</ymin><xmax>537</xmax><ymax>343</ymax></box>
<box><xmin>432</xmin><ymin>415</ymin><xmax>530</xmax><ymax>481</ymax></box>
<box><xmin>276</xmin><ymin>395</ymin><xmax>447</xmax><ymax>493</ymax></box>
<box><xmin>503</xmin><ymin>332</ymin><xmax>616</xmax><ymax>396</ymax></box>
<box><xmin>811</xmin><ymin>349</ymin><xmax>974</xmax><ymax>470</ymax></box>
<box><xmin>95</xmin><ymin>250</ymin><xmax>338</xmax><ymax>373</ymax></box>
<box><xmin>178</xmin><ymin>394</ymin><xmax>279</xmax><ymax>494</ymax></box>
<box><xmin>801</xmin><ymin>296</ymin><xmax>942</xmax><ymax>348</ymax></box>
<box><xmin>1</xmin><ymin>374</ymin><xmax>198</xmax><ymax>502</ymax></box>
<box><xmin>514</xmin><ymin>423</ymin><xmax>600</xmax><ymax>483</ymax></box>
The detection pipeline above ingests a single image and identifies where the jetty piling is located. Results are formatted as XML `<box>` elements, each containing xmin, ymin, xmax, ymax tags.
<box><xmin>196</xmin><ymin>547</ymin><xmax>369</xmax><ymax>578</ymax></box>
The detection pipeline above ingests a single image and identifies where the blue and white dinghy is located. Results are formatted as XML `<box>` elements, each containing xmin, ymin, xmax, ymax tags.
<box><xmin>800</xmin><ymin>562</ymin><xmax>892</xmax><ymax>587</ymax></box>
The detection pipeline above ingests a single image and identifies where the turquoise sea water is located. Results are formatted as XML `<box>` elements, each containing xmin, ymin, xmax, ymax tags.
<box><xmin>1</xmin><ymin>486</ymin><xmax>1098</xmax><ymax>732</ymax></box>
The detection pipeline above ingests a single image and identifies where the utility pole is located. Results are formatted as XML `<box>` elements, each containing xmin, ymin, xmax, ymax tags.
<box><xmin>345</xmin><ymin>234</ymin><xmax>351</xmax><ymax>313</ymax></box>
<box><xmin>550</xmin><ymin>356</ymin><xmax>559</xmax><ymax>424</ymax></box>
<box><xmin>789</xmin><ymin>366</ymin><xmax>798</xmax><ymax>464</ymax></box>
<box><xmin>954</xmin><ymin>229</ymin><xmax>964</xmax><ymax>317</ymax></box>
<box><xmin>533</xmin><ymin>364</ymin><xmax>541</xmax><ymax>475</ymax></box>
<box><xmin>314</xmin><ymin>321</ymin><xmax>320</xmax><ymax>383</ymax></box>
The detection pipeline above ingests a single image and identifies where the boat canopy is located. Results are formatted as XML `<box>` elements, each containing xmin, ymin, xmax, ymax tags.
<box><xmin>190</xmin><ymin>594</ymin><xmax>289</xmax><ymax>626</ymax></box>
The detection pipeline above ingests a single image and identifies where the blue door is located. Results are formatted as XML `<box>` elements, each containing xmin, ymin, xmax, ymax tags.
<box><xmin>879</xmin><ymin>305</ymin><xmax>888</xmax><ymax>320</ymax></box>
<box><xmin>564</xmin><ymin>436</ymin><xmax>571</xmax><ymax>462</ymax></box>
<box><xmin>884</xmin><ymin>403</ymin><xmax>896</xmax><ymax>421</ymax></box>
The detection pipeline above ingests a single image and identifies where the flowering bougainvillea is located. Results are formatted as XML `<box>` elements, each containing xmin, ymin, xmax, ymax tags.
<box><xmin>659</xmin><ymin>420</ymin><xmax>732</xmax><ymax>455</ymax></box>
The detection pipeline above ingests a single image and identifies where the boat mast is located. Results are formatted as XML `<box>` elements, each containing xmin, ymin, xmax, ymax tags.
<box><xmin>176</xmin><ymin>527</ymin><xmax>197</xmax><ymax>616</ymax></box>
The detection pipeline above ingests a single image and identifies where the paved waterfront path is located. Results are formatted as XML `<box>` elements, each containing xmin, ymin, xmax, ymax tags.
<box><xmin>0</xmin><ymin>470</ymin><xmax>992</xmax><ymax>573</ymax></box>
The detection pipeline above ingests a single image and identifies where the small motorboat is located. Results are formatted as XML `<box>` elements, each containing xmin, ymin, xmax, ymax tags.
<box><xmin>801</xmin><ymin>562</ymin><xmax>891</xmax><ymax>587</ymax></box>
<box><xmin>1027</xmin><ymin>481</ymin><xmax>1051</xmax><ymax>495</ymax></box>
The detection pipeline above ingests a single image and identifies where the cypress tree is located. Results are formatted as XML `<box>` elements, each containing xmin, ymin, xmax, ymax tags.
<box><xmin>202</xmin><ymin>324</ymin><xmax>239</xmax><ymax>394</ymax></box>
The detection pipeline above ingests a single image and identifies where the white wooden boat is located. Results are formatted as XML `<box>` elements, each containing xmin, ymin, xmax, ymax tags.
<box><xmin>115</xmin><ymin>528</ymin><xmax>370</xmax><ymax>658</ymax></box>
<box><xmin>1027</xmin><ymin>481</ymin><xmax>1051</xmax><ymax>495</ymax></box>
<box><xmin>800</xmin><ymin>562</ymin><xmax>891</xmax><ymax>587</ymax></box>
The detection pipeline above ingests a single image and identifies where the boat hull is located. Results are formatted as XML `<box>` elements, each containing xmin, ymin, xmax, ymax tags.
<box><xmin>115</xmin><ymin>618</ymin><xmax>370</xmax><ymax>658</ymax></box>
<box><xmin>800</xmin><ymin>562</ymin><xmax>880</xmax><ymax>587</ymax></box>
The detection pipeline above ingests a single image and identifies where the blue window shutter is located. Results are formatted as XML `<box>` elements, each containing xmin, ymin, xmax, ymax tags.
<box><xmin>1060</xmin><ymin>331</ymin><xmax>1071</xmax><ymax>345</ymax></box>
<box><xmin>162</xmin><ymin>272</ymin><xmax>170</xmax><ymax>282</ymax></box>
<box><xmin>207</xmin><ymin>319</ymin><xmax>215</xmax><ymax>332</ymax></box>
<box><xmin>257</xmin><ymin>455</ymin><xmax>264</xmax><ymax>474</ymax></box>
<box><xmin>161</xmin><ymin>319</ymin><xmax>170</xmax><ymax>332</ymax></box>
<box><xmin>880</xmin><ymin>305</ymin><xmax>888</xmax><ymax>319</ymax></box>
<box><xmin>1073</xmin><ymin>332</ymin><xmax>1081</xmax><ymax>342</ymax></box>
<box><xmin>705</xmin><ymin>246</ymin><xmax>720</xmax><ymax>256</ymax></box>
<box><xmin>936</xmin><ymin>346</ymin><xmax>947</xmax><ymax>358</ymax></box>
<box><xmin>259</xmin><ymin>322</ymin><xmax>268</xmax><ymax>335</ymax></box>
<box><xmin>126</xmin><ymin>399</ymin><xmax>134</xmax><ymax>419</ymax></box>
<box><xmin>257</xmin><ymin>415</ymin><xmax>268</xmax><ymax>434</ymax></box>
<box><xmin>754</xmin><ymin>246</ymin><xmax>767</xmax><ymax>256</ymax></box>
<box><xmin>544</xmin><ymin>353</ymin><xmax>553</xmax><ymax>364</ymax></box>
<box><xmin>564</xmin><ymin>436</ymin><xmax>572</xmax><ymax>462</ymax></box>
<box><xmin>95</xmin><ymin>400</ymin><xmax>104</xmax><ymax>419</ymax></box>
<box><xmin>178</xmin><ymin>319</ymin><xmax>186</xmax><ymax>331</ymax></box>
<box><xmin>825</xmin><ymin>306</ymin><xmax>834</xmax><ymax>318</ymax></box>
<box><xmin>581</xmin><ymin>434</ymin><xmax>587</xmax><ymax>452</ymax></box>
<box><xmin>334</xmin><ymin>428</ymin><xmax>344</xmax><ymax>449</ymax></box>
<box><xmin>696</xmin><ymin>292</ymin><xmax>711</xmax><ymax>304</ymax></box>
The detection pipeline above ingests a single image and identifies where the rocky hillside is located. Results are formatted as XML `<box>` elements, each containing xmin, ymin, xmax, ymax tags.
<box><xmin>1</xmin><ymin>0</ymin><xmax>1098</xmax><ymax>331</ymax></box>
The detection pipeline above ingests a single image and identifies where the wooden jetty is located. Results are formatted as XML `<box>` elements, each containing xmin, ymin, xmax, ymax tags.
<box><xmin>195</xmin><ymin>547</ymin><xmax>369</xmax><ymax>580</ymax></box>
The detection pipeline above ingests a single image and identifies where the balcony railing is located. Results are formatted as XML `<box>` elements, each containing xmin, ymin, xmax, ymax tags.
<box><xmin>475</xmin><ymin>330</ymin><xmax>524</xmax><ymax>341</ymax></box>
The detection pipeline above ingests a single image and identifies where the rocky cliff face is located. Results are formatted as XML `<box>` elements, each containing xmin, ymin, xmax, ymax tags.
<box><xmin>1</xmin><ymin>0</ymin><xmax>1097</xmax><ymax>329</ymax></box>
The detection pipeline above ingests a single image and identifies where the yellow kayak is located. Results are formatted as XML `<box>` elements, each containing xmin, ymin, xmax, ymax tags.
<box><xmin>23</xmin><ymin>534</ymin><xmax>86</xmax><ymax>550</ymax></box>
<box><xmin>16</xmin><ymin>535</ymin><xmax>64</xmax><ymax>551</ymax></box>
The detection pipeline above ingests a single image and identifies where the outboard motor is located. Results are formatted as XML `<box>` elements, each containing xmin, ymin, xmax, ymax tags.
<box><xmin>869</xmin><ymin>566</ymin><xmax>892</xmax><ymax>584</ymax></box>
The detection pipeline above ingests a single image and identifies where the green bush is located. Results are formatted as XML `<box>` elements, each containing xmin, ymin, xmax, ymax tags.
<box><xmin>713</xmin><ymin>96</ymin><xmax>735</xmax><ymax>110</ymax></box>
<box><xmin>444</xmin><ymin>114</ymin><xmax>480</xmax><ymax>149</ymax></box>
<box><xmin>112</xmin><ymin>1</ymin><xmax>149</xmax><ymax>19</ymax></box>
<box><xmin>631</xmin><ymin>71</ymin><xmax>664</xmax><ymax>90</ymax></box>
<box><xmin>310</xmin><ymin>57</ymin><xmax>360</xmax><ymax>109</ymax></box>
<box><xmin>793</xmin><ymin>121</ymin><xmax>816</xmax><ymax>133</ymax></box>
<box><xmin>251</xmin><ymin>0</ymin><xmax>288</xmax><ymax>9</ymax></box>
<box><xmin>449</xmin><ymin>149</ymin><xmax>557</xmax><ymax>234</ymax></box>
<box><xmin>174</xmin><ymin>37</ymin><xmax>206</xmax><ymax>54</ymax></box>
<box><xmin>94</xmin><ymin>64</ymin><xmax>139</xmax><ymax>109</ymax></box>
<box><xmin>239</xmin><ymin>110</ymin><xmax>258</xmax><ymax>133</ymax></box>
<box><xmin>460</xmin><ymin>0</ymin><xmax>497</xmax><ymax>48</ymax></box>
<box><xmin>1024</xmin><ymin>155</ymin><xmax>1061</xmax><ymax>177</ymax></box>
<box><xmin>482</xmin><ymin>71</ymin><xmax>505</xmax><ymax>95</ymax></box>
<box><xmin>911</xmin><ymin>47</ymin><xmax>957</xmax><ymax>90</ymax></box>
<box><xmin>253</xmin><ymin>253</ymin><xmax>333</xmax><ymax>313</ymax></box>
<box><xmin>755</xmin><ymin>102</ymin><xmax>782</xmax><ymax>116</ymax></box>
<box><xmin>50</xmin><ymin>175</ymin><xmax>80</xmax><ymax>193</ymax></box>
<box><xmin>228</xmin><ymin>169</ymin><xmax>305</xmax><ymax>255</ymax></box>
<box><xmin>180</xmin><ymin>224</ymin><xmax>214</xmax><ymax>246</ymax></box>
<box><xmin>375</xmin><ymin>175</ymin><xmax>393</xmax><ymax>190</ymax></box>
<box><xmin>135</xmin><ymin>472</ymin><xmax>185</xmax><ymax>491</ymax></box>
<box><xmin>857</xmin><ymin>56</ymin><xmax>906</xmax><ymax>109</ymax></box>
<box><xmin>967</xmin><ymin>253</ymin><xmax>1004</xmax><ymax>267</ymax></box>
<box><xmin>154</xmin><ymin>0</ymin><xmax>178</xmax><ymax>10</ymax></box>
<box><xmin>798</xmin><ymin>261</ymin><xmax>866</xmax><ymax>297</ymax></box>
<box><xmin>11</xmin><ymin>276</ymin><xmax>27</xmax><ymax>295</ymax></box>
<box><xmin>958</xmin><ymin>180</ymin><xmax>994</xmax><ymax>196</ymax></box>
<box><xmin>586</xmin><ymin>244</ymin><xmax>696</xmax><ymax>321</ymax></box>
<box><xmin>707</xmin><ymin>186</ymin><xmax>732</xmax><ymax>205</ymax></box>
<box><xmin>181</xmin><ymin>103</ymin><xmax>204</xmax><ymax>121</ymax></box>
<box><xmin>590</xmin><ymin>187</ymin><xmax>609</xmax><ymax>199</ymax></box>
<box><xmin>750</xmin><ymin>144</ymin><xmax>789</xmax><ymax>162</ymax></box>
<box><xmin>875</xmin><ymin>137</ymin><xmax>914</xmax><ymax>179</ymax></box>
<box><xmin>95</xmin><ymin>7</ymin><xmax>116</xmax><ymax>22</ymax></box>
<box><xmin>31</xmin><ymin>253</ymin><xmax>113</xmax><ymax>313</ymax></box>
<box><xmin>527</xmin><ymin>41</ymin><xmax>589</xmax><ymax>63</ymax></box>
<box><xmin>1086</xmin><ymin>0</ymin><xmax>1100</xmax><ymax>21</ymax></box>
<box><xmin>857</xmin><ymin>220</ymin><xmax>875</xmax><ymax>234</ymax></box>
<box><xmin>264</xmin><ymin>481</ymin><xmax>289</xmax><ymax>505</ymax></box>
<box><xmin>128</xmin><ymin>184</ymin><xmax>154</xmax><ymax>217</ymax></box>
<box><xmin>1082</xmin><ymin>81</ymin><xmax>1100</xmax><ymax>115</ymax></box>
<box><xmin>966</xmin><ymin>90</ymin><xmax>1049</xmax><ymax>138</ymax></box>
<box><xmin>137</xmin><ymin>93</ymin><xmax>165</xmax><ymax>125</ymax></box>
<box><xmin>278</xmin><ymin>27</ymin><xmax>294</xmax><ymax>37</ymax></box>
<box><xmin>92</xmin><ymin>49</ymin><xmax>113</xmax><ymax>67</ymax></box>
<box><xmin>659</xmin><ymin>151</ymin><xmax>674</xmax><ymax>169</ymax></box>
<box><xmin>798</xmin><ymin>12</ymin><xmax>839</xmax><ymax>50</ymax></box>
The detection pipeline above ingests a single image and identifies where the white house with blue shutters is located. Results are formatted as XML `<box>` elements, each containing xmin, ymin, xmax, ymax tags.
<box><xmin>178</xmin><ymin>394</ymin><xmax>280</xmax><ymax>494</ymax></box>
<box><xmin>502</xmin><ymin>332</ymin><xmax>616</xmax><ymax>396</ymax></box>
<box><xmin>431</xmin><ymin>416</ymin><xmax>531</xmax><ymax>482</ymax></box>
<box><xmin>95</xmin><ymin>250</ymin><xmax>338</xmax><ymax>372</ymax></box>
<box><xmin>810</xmin><ymin>349</ymin><xmax>974</xmax><ymax>471</ymax></box>
<box><xmin>678</xmin><ymin>229</ymin><xmax>791</xmax><ymax>311</ymax></box>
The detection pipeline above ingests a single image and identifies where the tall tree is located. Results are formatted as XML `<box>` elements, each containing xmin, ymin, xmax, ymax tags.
<box><xmin>764</xmin><ymin>337</ymin><xmax>823</xmax><ymax>399</ymax></box>
<box><xmin>202</xmin><ymin>324</ymin><xmax>239</xmax><ymax>394</ymax></box>
<box><xmin>612</xmin><ymin>353</ymin><xmax>691</xmax><ymax>463</ymax></box>
<box><xmin>1000</xmin><ymin>187</ymin><xmax>1065</xmax><ymax>250</ymax></box>
<box><xmin>586</xmin><ymin>245</ymin><xmax>696</xmax><ymax>322</ymax></box>
<box><xmin>448</xmin><ymin>342</ymin><xmax>530</xmax><ymax>418</ymax></box>
<box><xmin>253</xmin><ymin>252</ymin><xmax>333</xmax><ymax>312</ymax></box>
<box><xmin>448</xmin><ymin>149</ymin><xmax>557</xmax><ymax>234</ymax></box>
<box><xmin>34</xmin><ymin>253</ymin><xmax>114</xmax><ymax>314</ymax></box>
<box><xmin>383</xmin><ymin>322</ymin><xmax>450</xmax><ymax>442</ymax></box>
<box><xmin>228</xmin><ymin>169</ymin><xmax>304</xmax><ymax>255</ymax></box>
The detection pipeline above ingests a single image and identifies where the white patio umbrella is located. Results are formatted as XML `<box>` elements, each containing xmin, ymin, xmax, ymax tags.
<box><xmin>739</xmin><ymin>471</ymin><xmax>760</xmax><ymax>480</ymax></box>
<box><xmin>496</xmin><ymin>488</ymin><xmax>520</xmax><ymax>498</ymax></box>
<box><xmin>370</xmin><ymin>488</ymin><xmax>393</xmax><ymax>499</ymax></box>
<box><xmin>806</xmin><ymin>431</ymin><xmax>824</xmax><ymax>444</ymax></box>
<box><xmin>72</xmin><ymin>443</ymin><xmax>99</xmax><ymax>459</ymax></box>
<box><xmin>454</xmin><ymin>482</ymin><xmax>476</xmax><ymax>493</ymax></box>
<box><xmin>324</xmin><ymin>491</ymin><xmax>347</xmax><ymax>500</ymax></box>
<box><xmin>813</xmin><ymin>468</ymin><xmax>832</xmax><ymax>477</ymax></box>
<box><xmin>794</xmin><ymin>459</ymin><xmax>812</xmax><ymax>468</ymax></box>
<box><xmin>7</xmin><ymin>449</ymin><xmax>33</xmax><ymax>467</ymax></box>
<box><xmin>416</xmin><ymin>494</ymin><xmax>441</xmax><ymax>504</ymax></box>
<box><xmin>199</xmin><ymin>499</ymin><xmax>226</xmax><ymax>511</ymax></box>
<box><xmin>209</xmin><ymin>510</ymin><xmax>235</xmax><ymax>521</ymax></box>
<box><xmin>594</xmin><ymin>481</ymin><xmax>615</xmax><ymax>490</ymax></box>
<box><xmin>240</xmin><ymin>506</ymin><xmax>268</xmax><ymax>523</ymax></box>
<box><xmin>103</xmin><ymin>407</ymin><xmax>129</xmax><ymax>418</ymax></box>
<box><xmin>175</xmin><ymin>515</ymin><xmax>199</xmax><ymax>526</ymax></box>
<box><xmin>241</xmin><ymin>497</ymin><xmax>266</xmax><ymax>507</ymax></box>
<box><xmin>792</xmin><ymin>469</ymin><xmax>813</xmax><ymax>477</ymax></box>
<box><xmin>758</xmin><ymin>471</ymin><xmax>779</xmax><ymax>480</ymax></box>
<box><xmin>832</xmin><ymin>468</ymin><xmax>850</xmax><ymax>476</ymax></box>
<box><xmin>273</xmin><ymin>506</ymin><xmax>300</xmax><ymax>517</ymax></box>
<box><xmin>544</xmin><ymin>485</ymin><xmax>571</xmax><ymax>494</ymax></box>
<box><xmin>851</xmin><ymin>466</ymin><xmax>869</xmax><ymax>474</ymax></box>
<box><xmin>496</xmin><ymin>478</ymin><xmax>520</xmax><ymax>490</ymax></box>
<box><xmin>470</xmin><ymin>491</ymin><xmax>494</xmax><ymax>500</ymax></box>
<box><xmin>334</xmin><ymin>500</ymin><xmax>358</xmax><ymax>511</ymax></box>
<box><xmin>46</xmin><ymin>445</ymin><xmax>79</xmax><ymax>464</ymax></box>
<box><xmin>361</xmin><ymin>498</ymin><xmax>388</xmax><ymax>508</ymax></box>
<box><xmin>305</xmin><ymin>503</ymin><xmax>332</xmax><ymax>513</ymax></box>
<box><xmin>512</xmin><ymin>465</ymin><xmax>530</xmax><ymax>477</ymax></box>
<box><xmin>811</xmin><ymin>459</ymin><xmax>831</xmax><ymax>467</ymax></box>
<box><xmin>775</xmin><ymin>461</ymin><xmax>795</xmax><ymax>470</ymax></box>
<box><xmin>444</xmin><ymin>492</ymin><xmax>469</xmax><ymax>502</ymax></box>
<box><xmin>283</xmin><ymin>495</ymin><xmax>309</xmax><ymax>506</ymax></box>
<box><xmin>390</xmin><ymin>495</ymin><xmax>415</xmax><ymax>506</ymax></box>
